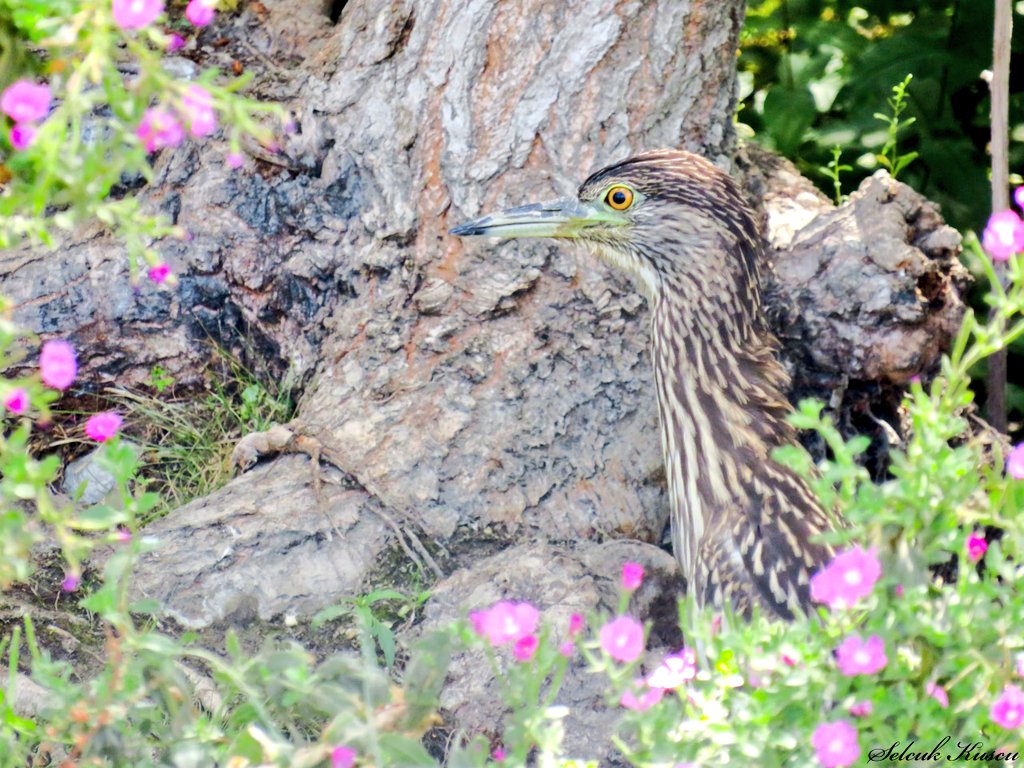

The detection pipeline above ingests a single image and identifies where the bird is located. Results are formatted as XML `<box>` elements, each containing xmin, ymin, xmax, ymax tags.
<box><xmin>449</xmin><ymin>148</ymin><xmax>837</xmax><ymax>620</ymax></box>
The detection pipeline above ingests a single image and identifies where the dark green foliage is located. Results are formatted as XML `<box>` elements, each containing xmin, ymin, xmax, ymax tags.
<box><xmin>739</xmin><ymin>0</ymin><xmax>1024</xmax><ymax>233</ymax></box>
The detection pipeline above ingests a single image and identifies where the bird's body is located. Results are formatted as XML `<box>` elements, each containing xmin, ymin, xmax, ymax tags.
<box><xmin>451</xmin><ymin>149</ymin><xmax>835</xmax><ymax>619</ymax></box>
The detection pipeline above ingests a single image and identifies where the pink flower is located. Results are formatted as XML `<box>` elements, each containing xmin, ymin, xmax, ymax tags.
<box><xmin>1</xmin><ymin>80</ymin><xmax>51</xmax><ymax>123</ymax></box>
<box><xmin>991</xmin><ymin>684</ymin><xmax>1024</xmax><ymax>729</ymax></box>
<box><xmin>9</xmin><ymin>123</ymin><xmax>37</xmax><ymax>150</ymax></box>
<box><xmin>848</xmin><ymin>700</ymin><xmax>873</xmax><ymax>718</ymax></box>
<box><xmin>226</xmin><ymin>151</ymin><xmax>244</xmax><ymax>169</ymax></box>
<box><xmin>558</xmin><ymin>641</ymin><xmax>574</xmax><ymax>658</ymax></box>
<box><xmin>1007</xmin><ymin>443</ymin><xmax>1024</xmax><ymax>480</ymax></box>
<box><xmin>185</xmin><ymin>0</ymin><xmax>216</xmax><ymax>26</ymax></box>
<box><xmin>115</xmin><ymin>527</ymin><xmax>132</xmax><ymax>543</ymax></box>
<box><xmin>620</xmin><ymin>679</ymin><xmax>664</xmax><ymax>711</ymax></box>
<box><xmin>513</xmin><ymin>634</ymin><xmax>538</xmax><ymax>662</ymax></box>
<box><xmin>647</xmin><ymin>647</ymin><xmax>697</xmax><ymax>690</ymax></box>
<box><xmin>137</xmin><ymin>107</ymin><xmax>183</xmax><ymax>153</ymax></box>
<box><xmin>491</xmin><ymin>747</ymin><xmax>505</xmax><ymax>762</ymax></box>
<box><xmin>982</xmin><ymin>210</ymin><xmax>1024</xmax><ymax>261</ymax></box>
<box><xmin>111</xmin><ymin>0</ymin><xmax>164</xmax><ymax>29</ymax></box>
<box><xmin>148</xmin><ymin>263</ymin><xmax>171</xmax><ymax>283</ymax></box>
<box><xmin>330</xmin><ymin>745</ymin><xmax>356</xmax><ymax>768</ymax></box>
<box><xmin>85</xmin><ymin>411</ymin><xmax>123</xmax><ymax>442</ymax></box>
<box><xmin>599</xmin><ymin>615</ymin><xmax>644</xmax><ymax>663</ymax></box>
<box><xmin>179</xmin><ymin>85</ymin><xmax>217</xmax><ymax>137</ymax></box>
<box><xmin>40</xmin><ymin>340</ymin><xmax>77</xmax><ymax>390</ymax></box>
<box><xmin>811</xmin><ymin>721</ymin><xmax>860</xmax><ymax>768</ymax></box>
<box><xmin>835</xmin><ymin>634</ymin><xmax>887</xmax><ymax>676</ymax></box>
<box><xmin>781</xmin><ymin>652</ymin><xmax>799</xmax><ymax>667</ymax></box>
<box><xmin>166</xmin><ymin>32</ymin><xmax>185</xmax><ymax>51</ymax></box>
<box><xmin>621</xmin><ymin>562</ymin><xmax>644</xmax><ymax>591</ymax></box>
<box><xmin>894</xmin><ymin>584</ymin><xmax>904</xmax><ymax>598</ymax></box>
<box><xmin>966</xmin><ymin>531</ymin><xmax>988</xmax><ymax>563</ymax></box>
<box><xmin>1016</xmin><ymin>186</ymin><xmax>1024</xmax><ymax>211</ymax></box>
<box><xmin>1016</xmin><ymin>653</ymin><xmax>1024</xmax><ymax>678</ymax></box>
<box><xmin>926</xmin><ymin>681</ymin><xmax>949</xmax><ymax>708</ymax></box>
<box><xmin>810</xmin><ymin>546</ymin><xmax>881</xmax><ymax>610</ymax></box>
<box><xmin>61</xmin><ymin>573</ymin><xmax>80</xmax><ymax>592</ymax></box>
<box><xmin>568</xmin><ymin>613</ymin><xmax>584</xmax><ymax>637</ymax></box>
<box><xmin>4</xmin><ymin>388</ymin><xmax>28</xmax><ymax>414</ymax></box>
<box><xmin>469</xmin><ymin>601</ymin><xmax>539</xmax><ymax>647</ymax></box>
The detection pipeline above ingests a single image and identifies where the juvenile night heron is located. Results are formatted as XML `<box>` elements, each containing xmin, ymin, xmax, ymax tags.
<box><xmin>450</xmin><ymin>149</ymin><xmax>836</xmax><ymax>619</ymax></box>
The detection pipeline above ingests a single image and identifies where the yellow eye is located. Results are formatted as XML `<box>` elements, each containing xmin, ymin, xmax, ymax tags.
<box><xmin>605</xmin><ymin>185</ymin><xmax>634</xmax><ymax>211</ymax></box>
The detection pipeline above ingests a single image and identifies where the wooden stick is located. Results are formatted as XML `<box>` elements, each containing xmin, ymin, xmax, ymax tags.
<box><xmin>988</xmin><ymin>0</ymin><xmax>1012</xmax><ymax>433</ymax></box>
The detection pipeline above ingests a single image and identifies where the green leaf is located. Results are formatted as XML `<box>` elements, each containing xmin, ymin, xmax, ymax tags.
<box><xmin>72</xmin><ymin>504</ymin><xmax>127</xmax><ymax>531</ymax></box>
<box><xmin>364</xmin><ymin>589</ymin><xmax>409</xmax><ymax>604</ymax></box>
<box><xmin>128</xmin><ymin>599</ymin><xmax>162</xmax><ymax>615</ymax></box>
<box><xmin>79</xmin><ymin>587</ymin><xmax>115</xmax><ymax>616</ymax></box>
<box><xmin>312</xmin><ymin>604</ymin><xmax>352</xmax><ymax>629</ymax></box>
<box><xmin>893</xmin><ymin>151</ymin><xmax>920</xmax><ymax>176</ymax></box>
<box><xmin>376</xmin><ymin>625</ymin><xmax>397</xmax><ymax>668</ymax></box>
<box><xmin>225</xmin><ymin>629</ymin><xmax>243</xmax><ymax>659</ymax></box>
<box><xmin>134</xmin><ymin>633</ymin><xmax>183</xmax><ymax>656</ymax></box>
<box><xmin>761</xmin><ymin>86</ymin><xmax>817</xmax><ymax>156</ymax></box>
<box><xmin>376</xmin><ymin>733</ymin><xmax>436</xmax><ymax>766</ymax></box>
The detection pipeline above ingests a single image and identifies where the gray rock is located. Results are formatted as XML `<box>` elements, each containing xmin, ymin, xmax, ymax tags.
<box><xmin>126</xmin><ymin>456</ymin><xmax>391</xmax><ymax>629</ymax></box>
<box><xmin>768</xmin><ymin>170</ymin><xmax>968</xmax><ymax>385</ymax></box>
<box><xmin>62</xmin><ymin>442</ymin><xmax>139</xmax><ymax>506</ymax></box>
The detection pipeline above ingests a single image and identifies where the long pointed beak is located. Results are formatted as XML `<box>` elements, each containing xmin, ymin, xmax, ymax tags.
<box><xmin>449</xmin><ymin>198</ymin><xmax>617</xmax><ymax>239</ymax></box>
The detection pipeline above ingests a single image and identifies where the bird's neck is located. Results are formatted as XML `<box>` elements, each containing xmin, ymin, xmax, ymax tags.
<box><xmin>648</xmin><ymin>285</ymin><xmax>796</xmax><ymax>581</ymax></box>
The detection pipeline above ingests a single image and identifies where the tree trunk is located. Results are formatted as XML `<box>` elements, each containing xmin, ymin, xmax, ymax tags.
<box><xmin>4</xmin><ymin>0</ymin><xmax>746</xmax><ymax>625</ymax></box>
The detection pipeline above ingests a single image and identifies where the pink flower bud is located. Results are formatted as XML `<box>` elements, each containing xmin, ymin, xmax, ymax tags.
<box><xmin>112</xmin><ymin>0</ymin><xmax>164</xmax><ymax>29</ymax></box>
<box><xmin>598</xmin><ymin>615</ymin><xmax>644</xmax><ymax>663</ymax></box>
<box><xmin>621</xmin><ymin>562</ymin><xmax>644</xmax><ymax>591</ymax></box>
<box><xmin>983</xmin><ymin>210</ymin><xmax>1024</xmax><ymax>261</ymax></box>
<box><xmin>148</xmin><ymin>263</ymin><xmax>171</xmax><ymax>284</ymax></box>
<box><xmin>3</xmin><ymin>388</ymin><xmax>28</xmax><ymax>414</ymax></box>
<box><xmin>185</xmin><ymin>0</ymin><xmax>216</xmax><ymax>26</ymax></box>
<box><xmin>137</xmin><ymin>107</ymin><xmax>183</xmax><ymax>153</ymax></box>
<box><xmin>9</xmin><ymin>122</ymin><xmax>37</xmax><ymax>150</ymax></box>
<box><xmin>512</xmin><ymin>634</ymin><xmax>538</xmax><ymax>662</ymax></box>
<box><xmin>966</xmin><ymin>531</ymin><xmax>988</xmax><ymax>563</ymax></box>
<box><xmin>1</xmin><ymin>80</ymin><xmax>51</xmax><ymax>123</ymax></box>
<box><xmin>179</xmin><ymin>85</ymin><xmax>217</xmax><ymax>138</ymax></box>
<box><xmin>40</xmin><ymin>340</ymin><xmax>77</xmax><ymax>390</ymax></box>
<box><xmin>84</xmin><ymin>411</ymin><xmax>123</xmax><ymax>442</ymax></box>
<box><xmin>330</xmin><ymin>746</ymin><xmax>356</xmax><ymax>768</ymax></box>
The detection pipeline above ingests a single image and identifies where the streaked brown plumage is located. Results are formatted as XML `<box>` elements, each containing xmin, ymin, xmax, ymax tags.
<box><xmin>450</xmin><ymin>149</ymin><xmax>836</xmax><ymax>619</ymax></box>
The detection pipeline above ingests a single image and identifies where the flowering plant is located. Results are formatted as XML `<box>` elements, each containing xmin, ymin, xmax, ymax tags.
<box><xmin>451</xmin><ymin>212</ymin><xmax>1024</xmax><ymax>766</ymax></box>
<box><xmin>0</xmin><ymin>0</ymin><xmax>286</xmax><ymax>277</ymax></box>
<box><xmin>0</xmin><ymin>6</ymin><xmax>1023</xmax><ymax>758</ymax></box>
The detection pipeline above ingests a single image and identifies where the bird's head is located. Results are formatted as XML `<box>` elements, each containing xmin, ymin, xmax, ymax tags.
<box><xmin>450</xmin><ymin>149</ymin><xmax>761</xmax><ymax>303</ymax></box>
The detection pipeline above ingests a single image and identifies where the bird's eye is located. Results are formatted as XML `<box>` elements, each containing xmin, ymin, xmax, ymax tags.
<box><xmin>605</xmin><ymin>185</ymin><xmax>634</xmax><ymax>211</ymax></box>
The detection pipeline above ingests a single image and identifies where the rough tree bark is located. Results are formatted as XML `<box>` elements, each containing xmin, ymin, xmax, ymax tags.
<box><xmin>8</xmin><ymin>0</ymin><xmax>750</xmax><ymax>625</ymax></box>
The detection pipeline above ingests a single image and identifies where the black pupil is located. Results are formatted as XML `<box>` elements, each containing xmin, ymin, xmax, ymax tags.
<box><xmin>612</xmin><ymin>190</ymin><xmax>627</xmax><ymax>205</ymax></box>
